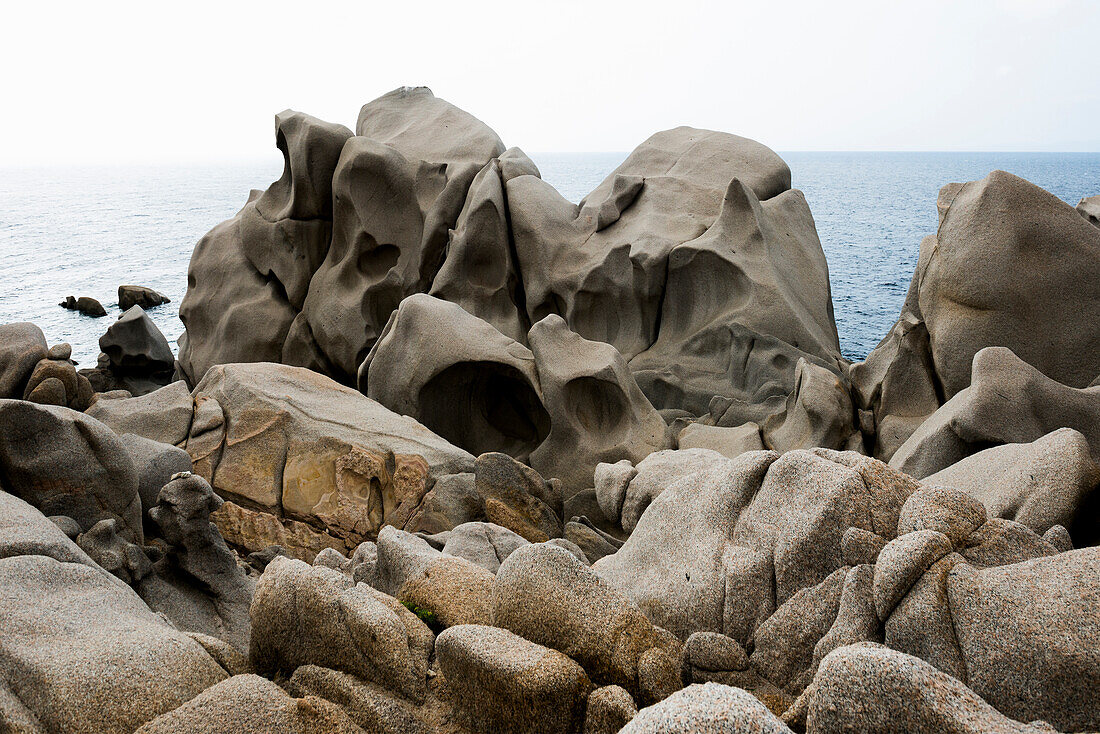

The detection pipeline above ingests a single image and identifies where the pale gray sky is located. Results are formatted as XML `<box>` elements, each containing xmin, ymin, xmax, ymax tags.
<box><xmin>2</xmin><ymin>0</ymin><xmax>1097</xmax><ymax>165</ymax></box>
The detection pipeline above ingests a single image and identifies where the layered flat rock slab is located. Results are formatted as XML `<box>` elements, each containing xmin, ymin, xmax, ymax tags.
<box><xmin>437</xmin><ymin>624</ymin><xmax>592</xmax><ymax>734</ymax></box>
<box><xmin>185</xmin><ymin>362</ymin><xmax>474</xmax><ymax>556</ymax></box>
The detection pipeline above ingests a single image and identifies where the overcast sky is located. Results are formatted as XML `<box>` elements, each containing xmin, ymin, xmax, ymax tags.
<box><xmin>2</xmin><ymin>0</ymin><xmax>1097</xmax><ymax>165</ymax></box>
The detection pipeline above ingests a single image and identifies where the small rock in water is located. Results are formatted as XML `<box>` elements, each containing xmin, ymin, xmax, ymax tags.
<box><xmin>59</xmin><ymin>295</ymin><xmax>107</xmax><ymax>317</ymax></box>
<box><xmin>118</xmin><ymin>284</ymin><xmax>171</xmax><ymax>311</ymax></box>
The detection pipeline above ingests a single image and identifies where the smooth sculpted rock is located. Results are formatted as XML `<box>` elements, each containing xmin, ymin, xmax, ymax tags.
<box><xmin>761</xmin><ymin>358</ymin><xmax>859</xmax><ymax>453</ymax></box>
<box><xmin>527</xmin><ymin>314</ymin><xmax>668</xmax><ymax>498</ymax></box>
<box><xmin>290</xmin><ymin>87</ymin><xmax>503</xmax><ymax>383</ymax></box>
<box><xmin>924</xmin><ymin>427</ymin><xmax>1100</xmax><ymax>545</ymax></box>
<box><xmin>890</xmin><ymin>346</ymin><xmax>1100</xmax><ymax>479</ymax></box>
<box><xmin>630</xmin><ymin>177</ymin><xmax>844</xmax><ymax>419</ymax></box>
<box><xmin>118</xmin><ymin>285</ymin><xmax>170</xmax><ymax>311</ymax></box>
<box><xmin>676</xmin><ymin>421</ymin><xmax>765</xmax><ymax>459</ymax></box>
<box><xmin>492</xmin><ymin>542</ymin><xmax>682</xmax><ymax>705</ymax></box>
<box><xmin>0</xmin><ymin>322</ymin><xmax>48</xmax><ymax>398</ymax></box>
<box><xmin>437</xmin><ymin>624</ymin><xmax>593</xmax><ymax>734</ymax></box>
<box><xmin>807</xmin><ymin>644</ymin><xmax>1053</xmax><ymax>734</ymax></box>
<box><xmin>0</xmin><ymin>400</ymin><xmax>143</xmax><ymax>542</ymax></box>
<box><xmin>429</xmin><ymin>157</ymin><xmax>529</xmax><ymax>343</ymax></box>
<box><xmin>100</xmin><ymin>305</ymin><xmax>175</xmax><ymax>373</ymax></box>
<box><xmin>186</xmin><ymin>362</ymin><xmax>473</xmax><ymax>557</ymax></box>
<box><xmin>1078</xmin><ymin>193</ymin><xmax>1100</xmax><ymax>227</ymax></box>
<box><xmin>616</xmin><ymin>448</ymin><xmax>728</xmax><ymax>532</ymax></box>
<box><xmin>921</xmin><ymin>171</ymin><xmax>1100</xmax><ymax>397</ymax></box>
<box><xmin>0</xmin><ymin>553</ymin><xmax>227</xmax><ymax>734</ymax></box>
<box><xmin>360</xmin><ymin>294</ymin><xmax>549</xmax><ymax>462</ymax></box>
<box><xmin>250</xmin><ymin>556</ymin><xmax>433</xmax><ymax>701</ymax></box>
<box><xmin>178</xmin><ymin>109</ymin><xmax>351</xmax><ymax>385</ymax></box>
<box><xmin>621</xmin><ymin>682</ymin><xmax>794</xmax><ymax>733</ymax></box>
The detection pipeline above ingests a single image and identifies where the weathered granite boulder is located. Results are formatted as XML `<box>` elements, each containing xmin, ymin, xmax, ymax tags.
<box><xmin>1079</xmin><ymin>193</ymin><xmax>1100</xmax><ymax>227</ymax></box>
<box><xmin>0</xmin><ymin>489</ymin><xmax>110</xmax><ymax>570</ymax></box>
<box><xmin>0</xmin><ymin>322</ymin><xmax>49</xmax><ymax>398</ymax></box>
<box><xmin>0</xmin><ymin>399</ymin><xmax>143</xmax><ymax>542</ymax></box>
<box><xmin>806</xmin><ymin>644</ymin><xmax>1054</xmax><ymax>734</ymax></box>
<box><xmin>250</xmin><ymin>556</ymin><xmax>433</xmax><ymax>702</ymax></box>
<box><xmin>622</xmin><ymin>682</ymin><xmax>794</xmax><ymax>733</ymax></box>
<box><xmin>761</xmin><ymin>358</ymin><xmax>859</xmax><ymax>453</ymax></box>
<box><xmin>890</xmin><ymin>346</ymin><xmax>1100</xmax><ymax>479</ymax></box>
<box><xmin>584</xmin><ymin>685</ymin><xmax>638</xmax><ymax>734</ymax></box>
<box><xmin>184</xmin><ymin>362</ymin><xmax>473</xmax><ymax>558</ymax></box>
<box><xmin>133</xmin><ymin>674</ymin><xmax>365</xmax><ymax>734</ymax></box>
<box><xmin>437</xmin><ymin>624</ymin><xmax>593</xmax><ymax>734</ymax></box>
<box><xmin>141</xmin><ymin>473</ymin><xmax>255</xmax><ymax>652</ymax></box>
<box><xmin>493</xmin><ymin>542</ymin><xmax>682</xmax><ymax>705</ymax></box>
<box><xmin>420</xmin><ymin>521</ymin><xmax>529</xmax><ymax>573</ymax></box>
<box><xmin>612</xmin><ymin>448</ymin><xmax>727</xmax><ymax>532</ymax></box>
<box><xmin>100</xmin><ymin>305</ymin><xmax>175</xmax><ymax>374</ymax></box>
<box><xmin>60</xmin><ymin>295</ymin><xmax>107</xmax><ymax>316</ymax></box>
<box><xmin>527</xmin><ymin>314</ymin><xmax>668</xmax><ymax>497</ymax></box>
<box><xmin>118</xmin><ymin>285</ymin><xmax>170</xmax><ymax>311</ymax></box>
<box><xmin>87</xmin><ymin>379</ymin><xmax>195</xmax><ymax>446</ymax></box>
<box><xmin>595</xmin><ymin>450</ymin><xmax>919</xmax><ymax>644</ymax></box>
<box><xmin>0</xmin><ymin>552</ymin><xmax>227</xmax><ymax>734</ymax></box>
<box><xmin>947</xmin><ymin>548</ymin><xmax>1100</xmax><ymax>731</ymax></box>
<box><xmin>21</xmin><ymin>352</ymin><xmax>94</xmax><ymax>411</ymax></box>
<box><xmin>284</xmin><ymin>665</ymin><xmax>435</xmax><ymax>734</ymax></box>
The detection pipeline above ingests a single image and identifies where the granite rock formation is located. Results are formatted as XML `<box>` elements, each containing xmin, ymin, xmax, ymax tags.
<box><xmin>3</xmin><ymin>90</ymin><xmax>1100</xmax><ymax>733</ymax></box>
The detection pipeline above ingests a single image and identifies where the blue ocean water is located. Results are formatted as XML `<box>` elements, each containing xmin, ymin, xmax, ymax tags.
<box><xmin>1</xmin><ymin>153</ymin><xmax>1097</xmax><ymax>366</ymax></box>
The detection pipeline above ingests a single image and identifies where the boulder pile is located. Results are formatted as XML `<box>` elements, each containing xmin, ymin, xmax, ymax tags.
<box><xmin>1</xmin><ymin>88</ymin><xmax>1098</xmax><ymax>733</ymax></box>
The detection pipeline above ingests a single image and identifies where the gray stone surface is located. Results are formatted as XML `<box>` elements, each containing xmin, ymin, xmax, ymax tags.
<box><xmin>86</xmin><ymin>380</ymin><xmax>195</xmax><ymax>446</ymax></box>
<box><xmin>621</xmin><ymin>682</ymin><xmax>794</xmax><ymax>733</ymax></box>
<box><xmin>890</xmin><ymin>346</ymin><xmax>1100</xmax><ymax>479</ymax></box>
<box><xmin>119</xmin><ymin>433</ymin><xmax>193</xmax><ymax>516</ymax></box>
<box><xmin>437</xmin><ymin>624</ymin><xmax>592</xmax><ymax>734</ymax></box>
<box><xmin>0</xmin><ymin>399</ymin><xmax>143</xmax><ymax>542</ymax></box>
<box><xmin>620</xmin><ymin>448</ymin><xmax>727</xmax><ymax>532</ymax></box>
<box><xmin>925</xmin><ymin>428</ymin><xmax>1100</xmax><ymax>545</ymax></box>
<box><xmin>677</xmin><ymin>421</ymin><xmax>764</xmax><ymax>458</ymax></box>
<box><xmin>0</xmin><ymin>553</ymin><xmax>227</xmax><ymax>734</ymax></box>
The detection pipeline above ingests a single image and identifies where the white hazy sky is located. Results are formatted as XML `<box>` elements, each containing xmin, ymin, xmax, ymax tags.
<box><xmin>2</xmin><ymin>0</ymin><xmax>1097</xmax><ymax>165</ymax></box>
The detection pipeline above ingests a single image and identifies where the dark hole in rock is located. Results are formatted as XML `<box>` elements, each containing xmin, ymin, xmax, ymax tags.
<box><xmin>357</xmin><ymin>243</ymin><xmax>400</xmax><ymax>281</ymax></box>
<box><xmin>418</xmin><ymin>361</ymin><xmax>551</xmax><ymax>462</ymax></box>
<box><xmin>564</xmin><ymin>376</ymin><xmax>628</xmax><ymax>436</ymax></box>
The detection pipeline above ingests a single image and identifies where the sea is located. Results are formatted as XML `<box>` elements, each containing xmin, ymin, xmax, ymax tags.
<box><xmin>1</xmin><ymin>152</ymin><xmax>1098</xmax><ymax>366</ymax></box>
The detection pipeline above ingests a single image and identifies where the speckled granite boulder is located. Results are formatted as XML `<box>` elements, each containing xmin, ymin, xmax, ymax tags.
<box><xmin>896</xmin><ymin>485</ymin><xmax>986</xmax><ymax>547</ymax></box>
<box><xmin>249</xmin><ymin>556</ymin><xmax>433</xmax><ymax>702</ymax></box>
<box><xmin>584</xmin><ymin>685</ymin><xmax>638</xmax><ymax>734</ymax></box>
<box><xmin>133</xmin><ymin>674</ymin><xmax>365</xmax><ymax>734</ymax></box>
<box><xmin>492</xmin><ymin>542</ymin><xmax>682</xmax><ymax>705</ymax></box>
<box><xmin>806</xmin><ymin>644</ymin><xmax>1056</xmax><ymax>734</ymax></box>
<box><xmin>437</xmin><ymin>624</ymin><xmax>592</xmax><ymax>734</ymax></box>
<box><xmin>0</xmin><ymin>554</ymin><xmax>227</xmax><ymax>734</ymax></box>
<box><xmin>421</xmin><ymin>521</ymin><xmax>528</xmax><ymax>573</ymax></box>
<box><xmin>872</xmin><ymin>529</ymin><xmax>953</xmax><ymax>620</ymax></box>
<box><xmin>622</xmin><ymin>682</ymin><xmax>794</xmax><ymax>733</ymax></box>
<box><xmin>947</xmin><ymin>548</ymin><xmax>1100</xmax><ymax>731</ymax></box>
